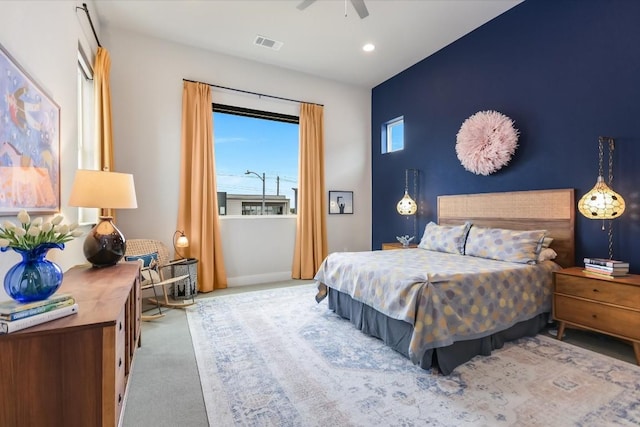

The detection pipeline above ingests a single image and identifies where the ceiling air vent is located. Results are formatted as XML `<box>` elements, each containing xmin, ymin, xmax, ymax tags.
<box><xmin>254</xmin><ymin>35</ymin><xmax>283</xmax><ymax>51</ymax></box>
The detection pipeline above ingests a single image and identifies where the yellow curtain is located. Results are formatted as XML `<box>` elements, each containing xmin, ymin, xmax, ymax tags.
<box><xmin>292</xmin><ymin>103</ymin><xmax>327</xmax><ymax>279</ymax></box>
<box><xmin>179</xmin><ymin>82</ymin><xmax>227</xmax><ymax>291</ymax></box>
<box><xmin>93</xmin><ymin>47</ymin><xmax>114</xmax><ymax>217</ymax></box>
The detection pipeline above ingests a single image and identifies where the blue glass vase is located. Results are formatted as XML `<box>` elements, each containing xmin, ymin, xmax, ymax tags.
<box><xmin>2</xmin><ymin>243</ymin><xmax>64</xmax><ymax>303</ymax></box>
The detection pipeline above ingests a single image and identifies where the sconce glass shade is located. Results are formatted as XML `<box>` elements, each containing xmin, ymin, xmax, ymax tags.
<box><xmin>397</xmin><ymin>191</ymin><xmax>417</xmax><ymax>215</ymax></box>
<box><xmin>69</xmin><ymin>170</ymin><xmax>138</xmax><ymax>268</ymax></box>
<box><xmin>578</xmin><ymin>176</ymin><xmax>625</xmax><ymax>219</ymax></box>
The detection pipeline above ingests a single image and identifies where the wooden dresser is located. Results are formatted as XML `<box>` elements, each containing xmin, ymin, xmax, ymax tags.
<box><xmin>553</xmin><ymin>267</ymin><xmax>640</xmax><ymax>365</ymax></box>
<box><xmin>0</xmin><ymin>262</ymin><xmax>141</xmax><ymax>427</ymax></box>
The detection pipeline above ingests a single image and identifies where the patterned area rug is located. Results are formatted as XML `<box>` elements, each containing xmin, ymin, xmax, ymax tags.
<box><xmin>186</xmin><ymin>284</ymin><xmax>640</xmax><ymax>427</ymax></box>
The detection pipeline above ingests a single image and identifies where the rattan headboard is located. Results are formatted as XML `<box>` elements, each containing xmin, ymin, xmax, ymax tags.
<box><xmin>437</xmin><ymin>188</ymin><xmax>575</xmax><ymax>268</ymax></box>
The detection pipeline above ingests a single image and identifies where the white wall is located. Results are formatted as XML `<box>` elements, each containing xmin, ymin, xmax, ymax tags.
<box><xmin>103</xmin><ymin>27</ymin><xmax>372</xmax><ymax>288</ymax></box>
<box><xmin>0</xmin><ymin>1</ymin><xmax>100</xmax><ymax>300</ymax></box>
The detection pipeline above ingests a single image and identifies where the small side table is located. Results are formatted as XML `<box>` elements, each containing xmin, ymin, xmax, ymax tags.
<box><xmin>553</xmin><ymin>267</ymin><xmax>640</xmax><ymax>365</ymax></box>
<box><xmin>381</xmin><ymin>242</ymin><xmax>418</xmax><ymax>250</ymax></box>
<box><xmin>169</xmin><ymin>258</ymin><xmax>198</xmax><ymax>301</ymax></box>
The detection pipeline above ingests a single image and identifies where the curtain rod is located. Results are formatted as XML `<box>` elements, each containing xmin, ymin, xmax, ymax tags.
<box><xmin>182</xmin><ymin>79</ymin><xmax>323</xmax><ymax>107</ymax></box>
<box><xmin>76</xmin><ymin>3</ymin><xmax>101</xmax><ymax>48</ymax></box>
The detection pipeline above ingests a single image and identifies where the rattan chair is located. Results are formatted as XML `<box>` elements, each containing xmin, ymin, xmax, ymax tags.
<box><xmin>124</xmin><ymin>239</ymin><xmax>193</xmax><ymax>320</ymax></box>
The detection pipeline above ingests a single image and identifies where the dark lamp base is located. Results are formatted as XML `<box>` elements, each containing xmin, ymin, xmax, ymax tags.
<box><xmin>83</xmin><ymin>216</ymin><xmax>127</xmax><ymax>268</ymax></box>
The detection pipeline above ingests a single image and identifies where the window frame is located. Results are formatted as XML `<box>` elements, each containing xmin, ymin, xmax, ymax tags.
<box><xmin>212</xmin><ymin>103</ymin><xmax>299</xmax><ymax>216</ymax></box>
<box><xmin>76</xmin><ymin>48</ymin><xmax>99</xmax><ymax>225</ymax></box>
<box><xmin>381</xmin><ymin>116</ymin><xmax>404</xmax><ymax>154</ymax></box>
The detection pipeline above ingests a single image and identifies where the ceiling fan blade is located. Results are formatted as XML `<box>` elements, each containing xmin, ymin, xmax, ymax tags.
<box><xmin>350</xmin><ymin>0</ymin><xmax>369</xmax><ymax>19</ymax></box>
<box><xmin>297</xmin><ymin>0</ymin><xmax>316</xmax><ymax>11</ymax></box>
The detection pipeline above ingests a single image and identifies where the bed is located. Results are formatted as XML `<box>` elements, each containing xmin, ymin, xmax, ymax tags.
<box><xmin>314</xmin><ymin>188</ymin><xmax>575</xmax><ymax>375</ymax></box>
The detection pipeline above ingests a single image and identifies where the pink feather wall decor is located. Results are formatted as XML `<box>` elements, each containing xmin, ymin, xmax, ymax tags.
<box><xmin>455</xmin><ymin>110</ymin><xmax>519</xmax><ymax>176</ymax></box>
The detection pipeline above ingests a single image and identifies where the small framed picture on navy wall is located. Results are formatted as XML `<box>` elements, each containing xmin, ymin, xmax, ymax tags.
<box><xmin>329</xmin><ymin>191</ymin><xmax>353</xmax><ymax>214</ymax></box>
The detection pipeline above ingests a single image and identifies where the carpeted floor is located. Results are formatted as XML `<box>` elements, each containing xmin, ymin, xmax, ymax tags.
<box><xmin>186</xmin><ymin>284</ymin><xmax>640</xmax><ymax>427</ymax></box>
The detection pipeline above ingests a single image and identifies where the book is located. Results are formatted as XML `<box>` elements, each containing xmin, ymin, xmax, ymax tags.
<box><xmin>584</xmin><ymin>265</ymin><xmax>628</xmax><ymax>277</ymax></box>
<box><xmin>584</xmin><ymin>263</ymin><xmax>629</xmax><ymax>273</ymax></box>
<box><xmin>582</xmin><ymin>269</ymin><xmax>618</xmax><ymax>279</ymax></box>
<box><xmin>0</xmin><ymin>293</ymin><xmax>74</xmax><ymax>316</ymax></box>
<box><xmin>583</xmin><ymin>257</ymin><xmax>629</xmax><ymax>268</ymax></box>
<box><xmin>0</xmin><ymin>303</ymin><xmax>78</xmax><ymax>334</ymax></box>
<box><xmin>0</xmin><ymin>298</ymin><xmax>75</xmax><ymax>321</ymax></box>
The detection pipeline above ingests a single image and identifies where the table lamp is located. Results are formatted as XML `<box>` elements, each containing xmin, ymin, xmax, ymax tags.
<box><xmin>173</xmin><ymin>230</ymin><xmax>189</xmax><ymax>259</ymax></box>
<box><xmin>69</xmin><ymin>169</ymin><xmax>138</xmax><ymax>267</ymax></box>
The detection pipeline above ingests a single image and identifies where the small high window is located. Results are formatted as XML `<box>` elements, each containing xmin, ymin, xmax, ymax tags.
<box><xmin>381</xmin><ymin>117</ymin><xmax>404</xmax><ymax>154</ymax></box>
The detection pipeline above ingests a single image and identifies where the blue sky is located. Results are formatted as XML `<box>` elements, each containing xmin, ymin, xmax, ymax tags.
<box><xmin>213</xmin><ymin>112</ymin><xmax>299</xmax><ymax>204</ymax></box>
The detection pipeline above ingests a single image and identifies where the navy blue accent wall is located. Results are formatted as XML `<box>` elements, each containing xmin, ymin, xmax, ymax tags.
<box><xmin>372</xmin><ymin>0</ymin><xmax>640</xmax><ymax>271</ymax></box>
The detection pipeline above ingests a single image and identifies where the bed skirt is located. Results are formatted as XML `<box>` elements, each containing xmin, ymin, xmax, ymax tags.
<box><xmin>327</xmin><ymin>288</ymin><xmax>549</xmax><ymax>375</ymax></box>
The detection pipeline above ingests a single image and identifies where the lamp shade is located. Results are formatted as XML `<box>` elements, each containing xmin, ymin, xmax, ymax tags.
<box><xmin>578</xmin><ymin>176</ymin><xmax>625</xmax><ymax>219</ymax></box>
<box><xmin>176</xmin><ymin>233</ymin><xmax>189</xmax><ymax>248</ymax></box>
<box><xmin>68</xmin><ymin>170</ymin><xmax>138</xmax><ymax>268</ymax></box>
<box><xmin>173</xmin><ymin>230</ymin><xmax>189</xmax><ymax>259</ymax></box>
<box><xmin>69</xmin><ymin>170</ymin><xmax>137</xmax><ymax>209</ymax></box>
<box><xmin>396</xmin><ymin>191</ymin><xmax>417</xmax><ymax>215</ymax></box>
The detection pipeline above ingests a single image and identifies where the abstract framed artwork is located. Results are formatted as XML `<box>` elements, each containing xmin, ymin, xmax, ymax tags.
<box><xmin>0</xmin><ymin>42</ymin><xmax>60</xmax><ymax>214</ymax></box>
<box><xmin>329</xmin><ymin>191</ymin><xmax>353</xmax><ymax>215</ymax></box>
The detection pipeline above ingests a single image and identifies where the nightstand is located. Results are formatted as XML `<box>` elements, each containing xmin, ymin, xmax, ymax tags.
<box><xmin>381</xmin><ymin>242</ymin><xmax>418</xmax><ymax>250</ymax></box>
<box><xmin>553</xmin><ymin>267</ymin><xmax>640</xmax><ymax>365</ymax></box>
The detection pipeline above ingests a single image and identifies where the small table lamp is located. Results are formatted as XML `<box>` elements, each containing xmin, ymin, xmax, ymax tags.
<box><xmin>69</xmin><ymin>170</ymin><xmax>138</xmax><ymax>268</ymax></box>
<box><xmin>173</xmin><ymin>230</ymin><xmax>189</xmax><ymax>259</ymax></box>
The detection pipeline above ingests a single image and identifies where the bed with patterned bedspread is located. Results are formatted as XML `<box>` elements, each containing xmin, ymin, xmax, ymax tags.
<box><xmin>315</xmin><ymin>247</ymin><xmax>560</xmax><ymax>363</ymax></box>
<box><xmin>314</xmin><ymin>212</ymin><xmax>569</xmax><ymax>375</ymax></box>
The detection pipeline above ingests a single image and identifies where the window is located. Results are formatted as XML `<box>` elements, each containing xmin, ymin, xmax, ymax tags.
<box><xmin>76</xmin><ymin>48</ymin><xmax>98</xmax><ymax>225</ymax></box>
<box><xmin>213</xmin><ymin>104</ymin><xmax>299</xmax><ymax>215</ymax></box>
<box><xmin>382</xmin><ymin>116</ymin><xmax>404</xmax><ymax>153</ymax></box>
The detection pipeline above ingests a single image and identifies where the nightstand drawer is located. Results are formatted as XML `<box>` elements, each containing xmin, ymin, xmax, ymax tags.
<box><xmin>381</xmin><ymin>242</ymin><xmax>417</xmax><ymax>250</ymax></box>
<box><xmin>555</xmin><ymin>294</ymin><xmax>640</xmax><ymax>340</ymax></box>
<box><xmin>555</xmin><ymin>274</ymin><xmax>640</xmax><ymax>307</ymax></box>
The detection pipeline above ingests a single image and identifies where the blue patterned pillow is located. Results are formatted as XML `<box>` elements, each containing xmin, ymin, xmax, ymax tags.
<box><xmin>418</xmin><ymin>221</ymin><xmax>472</xmax><ymax>255</ymax></box>
<box><xmin>124</xmin><ymin>252</ymin><xmax>161</xmax><ymax>284</ymax></box>
<box><xmin>465</xmin><ymin>227</ymin><xmax>546</xmax><ymax>264</ymax></box>
<box><xmin>124</xmin><ymin>252</ymin><xmax>158</xmax><ymax>268</ymax></box>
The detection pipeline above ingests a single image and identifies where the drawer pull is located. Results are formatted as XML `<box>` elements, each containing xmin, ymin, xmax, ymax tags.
<box><xmin>592</xmin><ymin>314</ymin><xmax>597</xmax><ymax>319</ymax></box>
<box><xmin>118</xmin><ymin>393</ymin><xmax>122</xmax><ymax>404</ymax></box>
<box><xmin>592</xmin><ymin>289</ymin><xmax>600</xmax><ymax>293</ymax></box>
<box><xmin>119</xmin><ymin>357</ymin><xmax>122</xmax><ymax>367</ymax></box>
<box><xmin>119</xmin><ymin>321</ymin><xmax>123</xmax><ymax>331</ymax></box>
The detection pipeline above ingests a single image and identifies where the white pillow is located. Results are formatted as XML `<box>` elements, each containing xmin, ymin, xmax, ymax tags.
<box><xmin>418</xmin><ymin>221</ymin><xmax>472</xmax><ymax>255</ymax></box>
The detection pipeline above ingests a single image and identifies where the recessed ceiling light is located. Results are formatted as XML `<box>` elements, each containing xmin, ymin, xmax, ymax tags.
<box><xmin>362</xmin><ymin>43</ymin><xmax>375</xmax><ymax>52</ymax></box>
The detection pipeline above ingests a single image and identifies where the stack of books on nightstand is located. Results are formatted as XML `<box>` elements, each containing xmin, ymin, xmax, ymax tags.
<box><xmin>0</xmin><ymin>293</ymin><xmax>78</xmax><ymax>334</ymax></box>
<box><xmin>583</xmin><ymin>257</ymin><xmax>630</xmax><ymax>278</ymax></box>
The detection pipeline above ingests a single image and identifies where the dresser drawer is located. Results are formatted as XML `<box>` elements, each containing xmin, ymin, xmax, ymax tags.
<box><xmin>554</xmin><ymin>294</ymin><xmax>640</xmax><ymax>340</ymax></box>
<box><xmin>555</xmin><ymin>274</ymin><xmax>640</xmax><ymax>307</ymax></box>
<box><xmin>115</xmin><ymin>307</ymin><xmax>127</xmax><ymax>420</ymax></box>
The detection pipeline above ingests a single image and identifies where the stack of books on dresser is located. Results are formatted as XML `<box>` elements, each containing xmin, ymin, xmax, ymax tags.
<box><xmin>583</xmin><ymin>257</ymin><xmax>629</xmax><ymax>278</ymax></box>
<box><xmin>0</xmin><ymin>293</ymin><xmax>78</xmax><ymax>334</ymax></box>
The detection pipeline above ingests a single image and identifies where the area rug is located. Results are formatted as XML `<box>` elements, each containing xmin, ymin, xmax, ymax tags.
<box><xmin>186</xmin><ymin>284</ymin><xmax>640</xmax><ymax>427</ymax></box>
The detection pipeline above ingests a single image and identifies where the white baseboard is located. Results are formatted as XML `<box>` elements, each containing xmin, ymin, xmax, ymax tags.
<box><xmin>227</xmin><ymin>271</ymin><xmax>293</xmax><ymax>287</ymax></box>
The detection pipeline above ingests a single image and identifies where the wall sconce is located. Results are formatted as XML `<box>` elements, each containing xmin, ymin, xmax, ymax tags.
<box><xmin>69</xmin><ymin>169</ymin><xmax>138</xmax><ymax>267</ymax></box>
<box><xmin>396</xmin><ymin>169</ymin><xmax>418</xmax><ymax>245</ymax></box>
<box><xmin>173</xmin><ymin>230</ymin><xmax>189</xmax><ymax>259</ymax></box>
<box><xmin>577</xmin><ymin>136</ymin><xmax>625</xmax><ymax>259</ymax></box>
